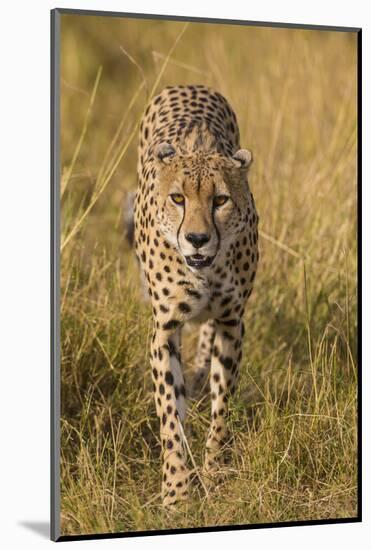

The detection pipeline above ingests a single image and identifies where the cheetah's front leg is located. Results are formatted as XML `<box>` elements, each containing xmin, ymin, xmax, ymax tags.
<box><xmin>151</xmin><ymin>326</ymin><xmax>190</xmax><ymax>506</ymax></box>
<box><xmin>189</xmin><ymin>319</ymin><xmax>215</xmax><ymax>399</ymax></box>
<box><xmin>204</xmin><ymin>318</ymin><xmax>244</xmax><ymax>476</ymax></box>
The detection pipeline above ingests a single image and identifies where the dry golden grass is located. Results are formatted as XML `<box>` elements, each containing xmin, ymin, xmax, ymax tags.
<box><xmin>59</xmin><ymin>14</ymin><xmax>358</xmax><ymax>536</ymax></box>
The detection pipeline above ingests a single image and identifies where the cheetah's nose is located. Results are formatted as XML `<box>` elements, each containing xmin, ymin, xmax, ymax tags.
<box><xmin>185</xmin><ymin>232</ymin><xmax>210</xmax><ymax>248</ymax></box>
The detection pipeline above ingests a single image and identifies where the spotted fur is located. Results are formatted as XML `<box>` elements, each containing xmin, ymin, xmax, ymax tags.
<box><xmin>133</xmin><ymin>85</ymin><xmax>259</xmax><ymax>505</ymax></box>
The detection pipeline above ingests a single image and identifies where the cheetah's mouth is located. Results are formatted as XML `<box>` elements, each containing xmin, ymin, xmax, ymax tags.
<box><xmin>185</xmin><ymin>254</ymin><xmax>215</xmax><ymax>269</ymax></box>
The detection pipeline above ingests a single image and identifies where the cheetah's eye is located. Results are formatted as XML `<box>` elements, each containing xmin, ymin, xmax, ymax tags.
<box><xmin>170</xmin><ymin>193</ymin><xmax>185</xmax><ymax>205</ymax></box>
<box><xmin>213</xmin><ymin>195</ymin><xmax>229</xmax><ymax>207</ymax></box>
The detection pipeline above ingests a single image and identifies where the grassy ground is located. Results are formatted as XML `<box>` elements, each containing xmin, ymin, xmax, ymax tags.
<box><xmin>59</xmin><ymin>14</ymin><xmax>358</xmax><ymax>536</ymax></box>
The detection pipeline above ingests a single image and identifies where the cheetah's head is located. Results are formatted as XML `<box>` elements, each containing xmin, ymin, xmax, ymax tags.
<box><xmin>154</xmin><ymin>142</ymin><xmax>253</xmax><ymax>270</ymax></box>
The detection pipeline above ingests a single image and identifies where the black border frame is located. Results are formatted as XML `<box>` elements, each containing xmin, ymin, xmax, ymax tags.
<box><xmin>51</xmin><ymin>8</ymin><xmax>362</xmax><ymax>542</ymax></box>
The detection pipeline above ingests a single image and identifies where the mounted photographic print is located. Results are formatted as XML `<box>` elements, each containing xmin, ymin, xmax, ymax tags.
<box><xmin>51</xmin><ymin>8</ymin><xmax>361</xmax><ymax>542</ymax></box>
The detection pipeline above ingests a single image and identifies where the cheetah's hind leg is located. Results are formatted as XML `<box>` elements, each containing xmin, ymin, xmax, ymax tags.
<box><xmin>122</xmin><ymin>190</ymin><xmax>136</xmax><ymax>247</ymax></box>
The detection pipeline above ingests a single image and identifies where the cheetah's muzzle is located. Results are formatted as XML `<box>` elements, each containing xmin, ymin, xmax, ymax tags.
<box><xmin>185</xmin><ymin>254</ymin><xmax>215</xmax><ymax>269</ymax></box>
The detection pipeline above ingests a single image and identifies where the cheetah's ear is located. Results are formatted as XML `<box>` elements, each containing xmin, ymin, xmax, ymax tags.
<box><xmin>154</xmin><ymin>142</ymin><xmax>177</xmax><ymax>164</ymax></box>
<box><xmin>232</xmin><ymin>149</ymin><xmax>253</xmax><ymax>170</ymax></box>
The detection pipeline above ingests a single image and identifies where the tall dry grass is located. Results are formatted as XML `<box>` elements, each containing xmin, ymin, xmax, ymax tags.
<box><xmin>59</xmin><ymin>14</ymin><xmax>358</xmax><ymax>536</ymax></box>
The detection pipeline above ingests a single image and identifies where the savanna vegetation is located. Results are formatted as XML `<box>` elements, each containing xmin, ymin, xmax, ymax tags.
<box><xmin>59</xmin><ymin>14</ymin><xmax>358</xmax><ymax>536</ymax></box>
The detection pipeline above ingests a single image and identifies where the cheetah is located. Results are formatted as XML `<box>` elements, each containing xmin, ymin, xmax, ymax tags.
<box><xmin>133</xmin><ymin>84</ymin><xmax>259</xmax><ymax>506</ymax></box>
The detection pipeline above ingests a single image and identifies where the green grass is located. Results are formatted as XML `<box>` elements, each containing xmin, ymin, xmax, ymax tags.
<box><xmin>59</xmin><ymin>15</ymin><xmax>358</xmax><ymax>536</ymax></box>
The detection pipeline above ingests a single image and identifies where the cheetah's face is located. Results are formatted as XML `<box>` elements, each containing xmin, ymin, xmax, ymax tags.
<box><xmin>154</xmin><ymin>144</ymin><xmax>253</xmax><ymax>270</ymax></box>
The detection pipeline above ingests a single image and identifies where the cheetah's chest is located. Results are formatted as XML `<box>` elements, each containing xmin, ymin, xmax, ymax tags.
<box><xmin>185</xmin><ymin>264</ymin><xmax>246</xmax><ymax>323</ymax></box>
